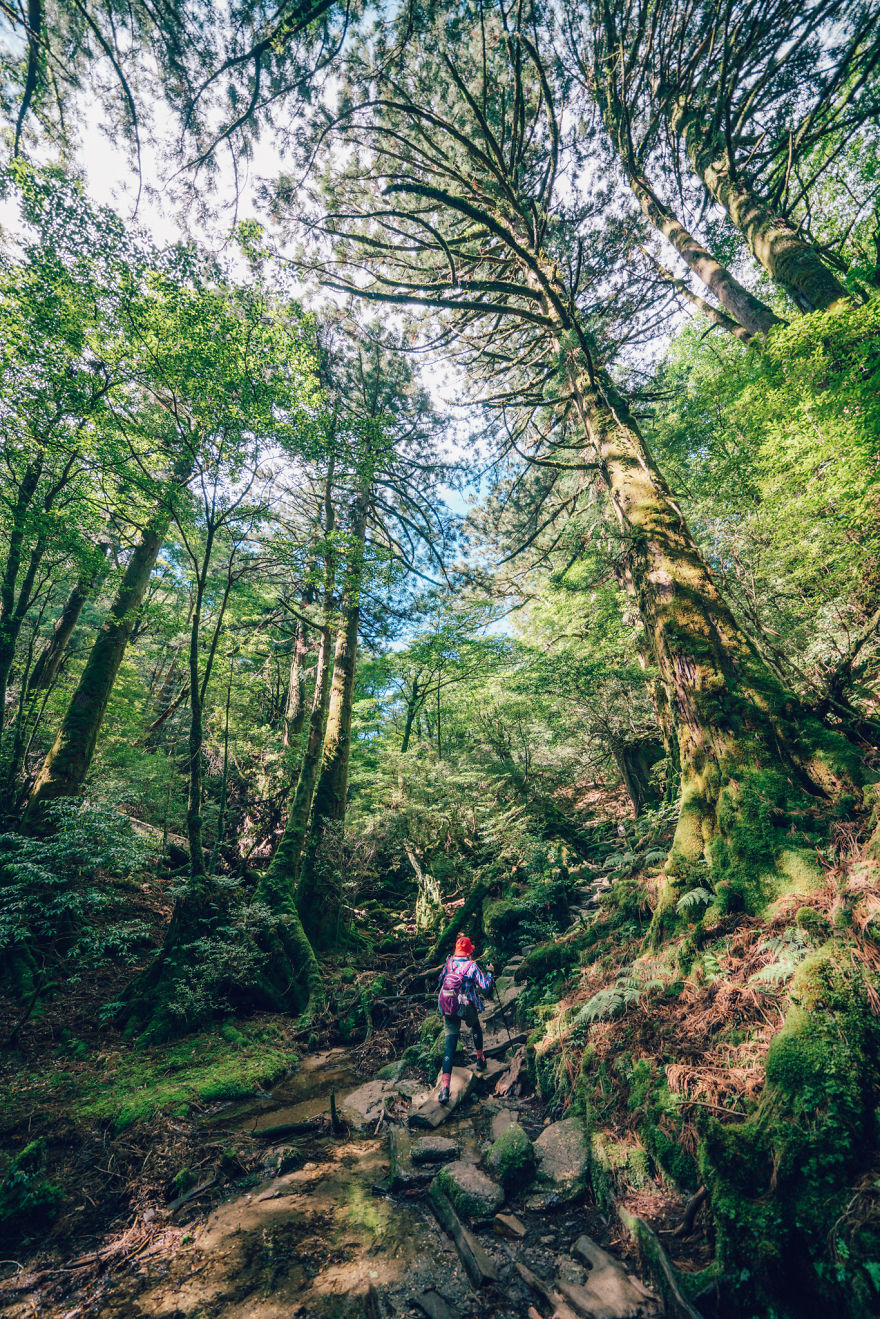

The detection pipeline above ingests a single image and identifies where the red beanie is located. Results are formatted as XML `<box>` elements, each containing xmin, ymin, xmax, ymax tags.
<box><xmin>454</xmin><ymin>935</ymin><xmax>474</xmax><ymax>956</ymax></box>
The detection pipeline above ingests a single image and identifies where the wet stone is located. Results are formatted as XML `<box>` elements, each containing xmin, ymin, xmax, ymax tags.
<box><xmin>411</xmin><ymin>1136</ymin><xmax>459</xmax><ymax>1165</ymax></box>
<box><xmin>340</xmin><ymin>1079</ymin><xmax>397</xmax><ymax>1131</ymax></box>
<box><xmin>435</xmin><ymin>1162</ymin><xmax>505</xmax><ymax>1220</ymax></box>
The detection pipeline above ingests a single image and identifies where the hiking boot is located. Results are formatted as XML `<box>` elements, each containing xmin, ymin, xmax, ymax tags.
<box><xmin>474</xmin><ymin>1054</ymin><xmax>487</xmax><ymax>1074</ymax></box>
<box><xmin>438</xmin><ymin>1073</ymin><xmax>452</xmax><ymax>1104</ymax></box>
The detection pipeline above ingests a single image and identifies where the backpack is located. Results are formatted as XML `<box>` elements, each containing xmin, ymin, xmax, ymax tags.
<box><xmin>440</xmin><ymin>957</ymin><xmax>473</xmax><ymax>1014</ymax></box>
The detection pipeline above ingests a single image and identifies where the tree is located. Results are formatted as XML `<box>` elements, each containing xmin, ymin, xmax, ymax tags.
<box><xmin>577</xmin><ymin>0</ymin><xmax>880</xmax><ymax>315</ymax></box>
<box><xmin>292</xmin><ymin>0</ymin><xmax>870</xmax><ymax>901</ymax></box>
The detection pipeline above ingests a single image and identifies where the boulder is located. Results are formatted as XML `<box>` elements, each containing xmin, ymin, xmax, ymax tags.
<box><xmin>435</xmin><ymin>1162</ymin><xmax>504</xmax><ymax>1220</ymax></box>
<box><xmin>411</xmin><ymin>1136</ymin><xmax>459</xmax><ymax>1165</ymax></box>
<box><xmin>531</xmin><ymin>1117</ymin><xmax>590</xmax><ymax>1202</ymax></box>
<box><xmin>486</xmin><ymin>1121</ymin><xmax>535</xmax><ymax>1192</ymax></box>
<box><xmin>339</xmin><ymin>1080</ymin><xmax>396</xmax><ymax>1131</ymax></box>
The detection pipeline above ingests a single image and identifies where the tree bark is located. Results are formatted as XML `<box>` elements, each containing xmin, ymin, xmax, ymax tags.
<box><xmin>400</xmin><ymin>676</ymin><xmax>423</xmax><ymax>752</ymax></box>
<box><xmin>283</xmin><ymin>617</ymin><xmax>309</xmax><ymax>751</ymax></box>
<box><xmin>0</xmin><ymin>459</ymin><xmax>43</xmax><ymax>752</ymax></box>
<box><xmin>296</xmin><ymin>478</ymin><xmax>370</xmax><ymax>949</ymax></box>
<box><xmin>671</xmin><ymin>106</ymin><xmax>849</xmax><ymax>313</ymax></box>
<box><xmin>27</xmin><ymin>543</ymin><xmax>110</xmax><ymax>694</ymax></box>
<box><xmin>561</xmin><ymin>354</ymin><xmax>867</xmax><ymax>895</ymax></box>
<box><xmin>24</xmin><ymin>457</ymin><xmax>192</xmax><ymax>827</ymax></box>
<box><xmin>629</xmin><ymin>170</ymin><xmax>781</xmax><ymax>336</ymax></box>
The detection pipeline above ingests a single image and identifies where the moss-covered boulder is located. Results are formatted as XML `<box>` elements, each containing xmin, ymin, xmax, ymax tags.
<box><xmin>435</xmin><ymin>1162</ymin><xmax>504</xmax><ymax>1219</ymax></box>
<box><xmin>486</xmin><ymin>1121</ymin><xmax>535</xmax><ymax>1191</ymax></box>
<box><xmin>532</xmin><ymin>1116</ymin><xmax>590</xmax><ymax>1202</ymax></box>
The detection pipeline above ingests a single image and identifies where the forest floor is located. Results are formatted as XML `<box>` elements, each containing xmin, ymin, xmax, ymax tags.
<box><xmin>0</xmin><ymin>841</ymin><xmax>720</xmax><ymax>1319</ymax></box>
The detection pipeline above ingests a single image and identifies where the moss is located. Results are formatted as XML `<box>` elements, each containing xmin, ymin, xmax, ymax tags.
<box><xmin>434</xmin><ymin>1164</ymin><xmax>504</xmax><ymax>1219</ymax></box>
<box><xmin>700</xmin><ymin>991</ymin><xmax>880</xmax><ymax>1317</ymax></box>
<box><xmin>589</xmin><ymin>1132</ymin><xmax>652</xmax><ymax>1213</ymax></box>
<box><xmin>0</xmin><ymin>1139</ymin><xmax>64</xmax><ymax>1241</ymax></box>
<box><xmin>71</xmin><ymin>1022</ymin><xmax>294</xmax><ymax>1131</ymax></box>
<box><xmin>795</xmin><ymin>906</ymin><xmax>832</xmax><ymax>940</ymax></box>
<box><xmin>486</xmin><ymin>1121</ymin><xmax>535</xmax><ymax>1191</ymax></box>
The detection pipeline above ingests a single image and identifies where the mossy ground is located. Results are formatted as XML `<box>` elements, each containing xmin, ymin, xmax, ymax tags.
<box><xmin>509</xmin><ymin>801</ymin><xmax>880</xmax><ymax>1319</ymax></box>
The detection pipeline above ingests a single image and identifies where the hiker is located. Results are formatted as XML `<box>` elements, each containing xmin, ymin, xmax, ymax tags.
<box><xmin>436</xmin><ymin>934</ymin><xmax>495</xmax><ymax>1104</ymax></box>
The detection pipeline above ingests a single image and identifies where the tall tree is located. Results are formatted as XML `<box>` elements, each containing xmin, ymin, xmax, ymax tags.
<box><xmin>577</xmin><ymin>0</ymin><xmax>880</xmax><ymax>314</ymax></box>
<box><xmin>294</xmin><ymin>0</ymin><xmax>870</xmax><ymax>897</ymax></box>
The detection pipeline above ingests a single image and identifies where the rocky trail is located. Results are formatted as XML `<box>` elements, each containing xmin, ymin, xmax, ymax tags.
<box><xmin>1</xmin><ymin>879</ymin><xmax>708</xmax><ymax>1319</ymax></box>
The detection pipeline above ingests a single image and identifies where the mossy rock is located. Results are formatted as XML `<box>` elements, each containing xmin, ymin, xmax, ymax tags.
<box><xmin>375</xmin><ymin>1060</ymin><xmax>405</xmax><ymax>1082</ymax></box>
<box><xmin>532</xmin><ymin>1116</ymin><xmax>590</xmax><ymax>1202</ymax></box>
<box><xmin>486</xmin><ymin>1121</ymin><xmax>535</xmax><ymax>1191</ymax></box>
<box><xmin>435</xmin><ymin>1162</ymin><xmax>504</xmax><ymax>1219</ymax></box>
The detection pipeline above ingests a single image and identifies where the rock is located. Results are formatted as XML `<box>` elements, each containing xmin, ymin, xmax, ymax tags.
<box><xmin>414</xmin><ymin>1291</ymin><xmax>456</xmax><ymax>1319</ymax></box>
<box><xmin>340</xmin><ymin>1080</ymin><xmax>396</xmax><ymax>1131</ymax></box>
<box><xmin>409</xmin><ymin>1067</ymin><xmax>475</xmax><ymax>1129</ymax></box>
<box><xmin>435</xmin><ymin>1162</ymin><xmax>504</xmax><ymax>1219</ymax></box>
<box><xmin>533</xmin><ymin>1117</ymin><xmax>590</xmax><ymax>1202</ymax></box>
<box><xmin>559</xmin><ymin>1236</ymin><xmax>660</xmax><ymax>1318</ymax></box>
<box><xmin>473</xmin><ymin>1056</ymin><xmax>509</xmax><ymax>1090</ymax></box>
<box><xmin>375</xmin><ymin>1060</ymin><xmax>405</xmax><ymax>1082</ymax></box>
<box><xmin>262</xmin><ymin>1146</ymin><xmax>305</xmax><ymax>1177</ymax></box>
<box><xmin>493</xmin><ymin>1211</ymin><xmax>527</xmax><ymax>1240</ymax></box>
<box><xmin>411</xmin><ymin>1136</ymin><xmax>458</xmax><ymax>1165</ymax></box>
<box><xmin>490</xmin><ymin>1108</ymin><xmax>517</xmax><ymax>1141</ymax></box>
<box><xmin>486</xmin><ymin>1121</ymin><xmax>535</xmax><ymax>1191</ymax></box>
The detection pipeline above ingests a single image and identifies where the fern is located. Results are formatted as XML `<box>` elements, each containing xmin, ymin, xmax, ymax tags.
<box><xmin>676</xmin><ymin>886</ymin><xmax>713</xmax><ymax>913</ymax></box>
<box><xmin>573</xmin><ymin>983</ymin><xmax>641</xmax><ymax>1023</ymax></box>
<box><xmin>571</xmin><ymin>959</ymin><xmax>667</xmax><ymax>1024</ymax></box>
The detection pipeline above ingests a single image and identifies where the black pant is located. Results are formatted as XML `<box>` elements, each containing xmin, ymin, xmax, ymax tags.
<box><xmin>441</xmin><ymin>1006</ymin><xmax>482</xmax><ymax>1075</ymax></box>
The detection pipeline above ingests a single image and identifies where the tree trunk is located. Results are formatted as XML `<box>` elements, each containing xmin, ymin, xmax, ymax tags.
<box><xmin>400</xmin><ymin>677</ymin><xmax>423</xmax><ymax>752</ymax></box>
<box><xmin>27</xmin><ymin>544</ymin><xmax>110</xmax><ymax>694</ymax></box>
<box><xmin>563</xmin><ymin>358</ymin><xmax>867</xmax><ymax>906</ymax></box>
<box><xmin>249</xmin><ymin>463</ymin><xmax>339</xmax><ymax>1019</ymax></box>
<box><xmin>185</xmin><ymin>525</ymin><xmax>215</xmax><ymax>879</ymax></box>
<box><xmin>0</xmin><ymin>460</ymin><xmax>43</xmax><ymax>753</ymax></box>
<box><xmin>24</xmin><ymin>458</ymin><xmax>192</xmax><ymax>827</ymax></box>
<box><xmin>671</xmin><ymin>107</ymin><xmax>849</xmax><ymax>313</ymax></box>
<box><xmin>283</xmin><ymin>617</ymin><xmax>309</xmax><ymax>751</ymax></box>
<box><xmin>629</xmin><ymin>170</ymin><xmax>781</xmax><ymax>336</ymax></box>
<box><xmin>296</xmin><ymin>480</ymin><xmax>369</xmax><ymax>950</ymax></box>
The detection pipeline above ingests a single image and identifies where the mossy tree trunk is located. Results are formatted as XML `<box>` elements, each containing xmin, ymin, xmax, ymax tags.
<box><xmin>628</xmin><ymin>169</ymin><xmax>781</xmax><ymax>336</ymax></box>
<box><xmin>671</xmin><ymin>106</ymin><xmax>849</xmax><ymax>313</ymax></box>
<box><xmin>296</xmin><ymin>478</ymin><xmax>370</xmax><ymax>950</ymax></box>
<box><xmin>283</xmin><ymin>617</ymin><xmax>310</xmax><ymax>752</ymax></box>
<box><xmin>27</xmin><ymin>542</ymin><xmax>109</xmax><ymax>694</ymax></box>
<box><xmin>247</xmin><ymin>461</ymin><xmax>340</xmax><ymax>1019</ymax></box>
<box><xmin>560</xmin><ymin>354</ymin><xmax>869</xmax><ymax>903</ymax></box>
<box><xmin>23</xmin><ymin>522</ymin><xmax>167</xmax><ymax>826</ymax></box>
<box><xmin>0</xmin><ymin>459</ymin><xmax>44</xmax><ymax>756</ymax></box>
<box><xmin>24</xmin><ymin>455</ymin><xmax>193</xmax><ymax>828</ymax></box>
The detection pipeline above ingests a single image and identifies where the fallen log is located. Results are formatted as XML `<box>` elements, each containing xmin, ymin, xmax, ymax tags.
<box><xmin>427</xmin><ymin>1180</ymin><xmax>499</xmax><ymax>1288</ymax></box>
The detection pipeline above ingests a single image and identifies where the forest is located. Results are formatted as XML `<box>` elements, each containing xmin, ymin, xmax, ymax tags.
<box><xmin>0</xmin><ymin>1</ymin><xmax>879</xmax><ymax>1317</ymax></box>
